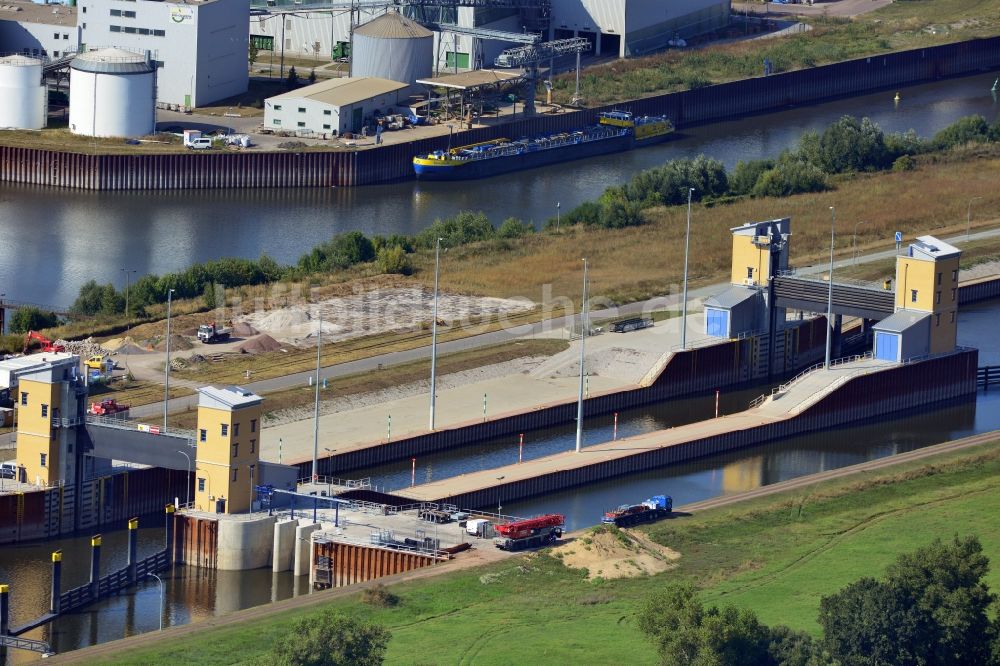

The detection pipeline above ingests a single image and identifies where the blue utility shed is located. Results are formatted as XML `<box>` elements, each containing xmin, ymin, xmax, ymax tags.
<box><xmin>704</xmin><ymin>286</ymin><xmax>760</xmax><ymax>338</ymax></box>
<box><xmin>872</xmin><ymin>310</ymin><xmax>930</xmax><ymax>362</ymax></box>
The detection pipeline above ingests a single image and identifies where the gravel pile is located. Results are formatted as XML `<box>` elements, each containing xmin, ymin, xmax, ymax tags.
<box><xmin>56</xmin><ymin>337</ymin><xmax>110</xmax><ymax>357</ymax></box>
<box><xmin>238</xmin><ymin>334</ymin><xmax>284</xmax><ymax>354</ymax></box>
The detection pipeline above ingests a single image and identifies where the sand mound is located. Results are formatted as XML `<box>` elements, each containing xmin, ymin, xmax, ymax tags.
<box><xmin>239</xmin><ymin>334</ymin><xmax>284</xmax><ymax>354</ymax></box>
<box><xmin>104</xmin><ymin>336</ymin><xmax>153</xmax><ymax>353</ymax></box>
<box><xmin>553</xmin><ymin>526</ymin><xmax>680</xmax><ymax>580</ymax></box>
<box><xmin>231</xmin><ymin>321</ymin><xmax>259</xmax><ymax>337</ymax></box>
<box><xmin>153</xmin><ymin>334</ymin><xmax>193</xmax><ymax>352</ymax></box>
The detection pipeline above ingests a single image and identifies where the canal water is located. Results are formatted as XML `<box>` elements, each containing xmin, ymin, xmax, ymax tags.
<box><xmin>1</xmin><ymin>297</ymin><xmax>998</xmax><ymax>661</ymax></box>
<box><xmin>0</xmin><ymin>71</ymin><xmax>998</xmax><ymax>307</ymax></box>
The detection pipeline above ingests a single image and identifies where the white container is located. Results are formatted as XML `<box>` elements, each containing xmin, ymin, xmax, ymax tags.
<box><xmin>69</xmin><ymin>48</ymin><xmax>155</xmax><ymax>138</ymax></box>
<box><xmin>0</xmin><ymin>55</ymin><xmax>46</xmax><ymax>130</ymax></box>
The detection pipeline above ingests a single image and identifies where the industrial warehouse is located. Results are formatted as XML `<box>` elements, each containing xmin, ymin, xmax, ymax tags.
<box><xmin>0</xmin><ymin>0</ymin><xmax>731</xmax><ymax>140</ymax></box>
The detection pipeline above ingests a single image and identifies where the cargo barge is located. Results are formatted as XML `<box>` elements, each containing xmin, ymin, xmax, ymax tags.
<box><xmin>412</xmin><ymin>111</ymin><xmax>673</xmax><ymax>181</ymax></box>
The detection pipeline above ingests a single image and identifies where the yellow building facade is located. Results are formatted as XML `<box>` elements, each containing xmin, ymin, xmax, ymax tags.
<box><xmin>729</xmin><ymin>219</ymin><xmax>789</xmax><ymax>287</ymax></box>
<box><xmin>193</xmin><ymin>386</ymin><xmax>263</xmax><ymax>514</ymax></box>
<box><xmin>13</xmin><ymin>354</ymin><xmax>83</xmax><ymax>486</ymax></box>
<box><xmin>894</xmin><ymin>236</ymin><xmax>961</xmax><ymax>355</ymax></box>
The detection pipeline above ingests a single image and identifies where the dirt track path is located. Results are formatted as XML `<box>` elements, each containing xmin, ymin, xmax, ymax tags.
<box><xmin>49</xmin><ymin>428</ymin><xmax>999</xmax><ymax>663</ymax></box>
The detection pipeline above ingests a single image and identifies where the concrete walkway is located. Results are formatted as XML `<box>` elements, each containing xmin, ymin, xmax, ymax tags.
<box><xmin>262</xmin><ymin>313</ymin><xmax>709</xmax><ymax>465</ymax></box>
<box><xmin>397</xmin><ymin>357</ymin><xmax>893</xmax><ymax>502</ymax></box>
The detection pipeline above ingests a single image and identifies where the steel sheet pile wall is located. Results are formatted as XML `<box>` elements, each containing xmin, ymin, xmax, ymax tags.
<box><xmin>2</xmin><ymin>38</ymin><xmax>998</xmax><ymax>190</ymax></box>
<box><xmin>0</xmin><ymin>467</ymin><xmax>188</xmax><ymax>546</ymax></box>
<box><xmin>77</xmin><ymin>467</ymin><xmax>189</xmax><ymax>533</ymax></box>
<box><xmin>312</xmin><ymin>540</ymin><xmax>439</xmax><ymax>589</ymax></box>
<box><xmin>173</xmin><ymin>514</ymin><xmax>219</xmax><ymax>569</ymax></box>
<box><xmin>431</xmin><ymin>349</ymin><xmax>979</xmax><ymax>509</ymax></box>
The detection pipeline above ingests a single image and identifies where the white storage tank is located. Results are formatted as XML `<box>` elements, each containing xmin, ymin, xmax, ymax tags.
<box><xmin>0</xmin><ymin>55</ymin><xmax>46</xmax><ymax>130</ymax></box>
<box><xmin>69</xmin><ymin>48</ymin><xmax>155</xmax><ymax>138</ymax></box>
<box><xmin>352</xmin><ymin>11</ymin><xmax>433</xmax><ymax>86</ymax></box>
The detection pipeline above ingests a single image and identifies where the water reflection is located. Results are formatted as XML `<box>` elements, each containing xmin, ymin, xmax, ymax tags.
<box><xmin>1</xmin><ymin>71</ymin><xmax>998</xmax><ymax>306</ymax></box>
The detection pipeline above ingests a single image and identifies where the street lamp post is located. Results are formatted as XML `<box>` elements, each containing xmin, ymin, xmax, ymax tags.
<box><xmin>825</xmin><ymin>206</ymin><xmax>836</xmax><ymax>370</ymax></box>
<box><xmin>967</xmin><ymin>196</ymin><xmax>983</xmax><ymax>239</ymax></box>
<box><xmin>121</xmin><ymin>268</ymin><xmax>136</xmax><ymax>367</ymax></box>
<box><xmin>175</xmin><ymin>450</ymin><xmax>191</xmax><ymax>508</ymax></box>
<box><xmin>163</xmin><ymin>288</ymin><xmax>175</xmax><ymax>431</ymax></box>
<box><xmin>556</xmin><ymin>201</ymin><xmax>561</xmax><ymax>230</ymax></box>
<box><xmin>852</xmin><ymin>221</ymin><xmax>867</xmax><ymax>264</ymax></box>
<box><xmin>575</xmin><ymin>258</ymin><xmax>589</xmax><ymax>453</ymax></box>
<box><xmin>311</xmin><ymin>307</ymin><xmax>323</xmax><ymax>483</ymax></box>
<box><xmin>681</xmin><ymin>187</ymin><xmax>695</xmax><ymax>350</ymax></box>
<box><xmin>146</xmin><ymin>573</ymin><xmax>164</xmax><ymax>631</ymax></box>
<box><xmin>496</xmin><ymin>475</ymin><xmax>505</xmax><ymax>516</ymax></box>
<box><xmin>429</xmin><ymin>237</ymin><xmax>443</xmax><ymax>431</ymax></box>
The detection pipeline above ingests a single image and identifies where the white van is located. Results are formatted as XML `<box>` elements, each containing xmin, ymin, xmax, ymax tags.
<box><xmin>1</xmin><ymin>461</ymin><xmax>17</xmax><ymax>479</ymax></box>
<box><xmin>188</xmin><ymin>137</ymin><xmax>213</xmax><ymax>150</ymax></box>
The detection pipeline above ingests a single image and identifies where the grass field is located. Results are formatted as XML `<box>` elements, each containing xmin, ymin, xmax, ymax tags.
<box><xmin>87</xmin><ymin>437</ymin><xmax>1000</xmax><ymax>665</ymax></box>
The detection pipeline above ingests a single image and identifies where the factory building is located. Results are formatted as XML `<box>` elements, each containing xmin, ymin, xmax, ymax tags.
<box><xmin>264</xmin><ymin>77</ymin><xmax>408</xmax><ymax>136</ymax></box>
<box><xmin>549</xmin><ymin>0</ymin><xmax>731</xmax><ymax>57</ymax></box>
<box><xmin>0</xmin><ymin>1</ymin><xmax>79</xmax><ymax>58</ymax></box>
<box><xmin>78</xmin><ymin>0</ymin><xmax>248</xmax><ymax>108</ymax></box>
<box><xmin>250</xmin><ymin>0</ymin><xmax>729</xmax><ymax>68</ymax></box>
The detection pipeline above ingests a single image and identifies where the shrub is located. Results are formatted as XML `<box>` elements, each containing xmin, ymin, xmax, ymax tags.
<box><xmin>298</xmin><ymin>231</ymin><xmax>375</xmax><ymax>272</ymax></box>
<box><xmin>752</xmin><ymin>159</ymin><xmax>827</xmax><ymax>197</ymax></box>
<box><xmin>932</xmin><ymin>114</ymin><xmax>992</xmax><ymax>149</ymax></box>
<box><xmin>376</xmin><ymin>245</ymin><xmax>412</xmax><ymax>275</ymax></box>
<box><xmin>269</xmin><ymin>610</ymin><xmax>390</xmax><ymax>666</ymax></box>
<box><xmin>415</xmin><ymin>210</ymin><xmax>495</xmax><ymax>248</ymax></box>
<box><xmin>361</xmin><ymin>584</ymin><xmax>400</xmax><ymax>608</ymax></box>
<box><xmin>814</xmin><ymin>115</ymin><xmax>890</xmax><ymax>173</ymax></box>
<box><xmin>497</xmin><ymin>216</ymin><xmax>534</xmax><ymax>238</ymax></box>
<box><xmin>729</xmin><ymin>159</ymin><xmax>775</xmax><ymax>196</ymax></box>
<box><xmin>892</xmin><ymin>155</ymin><xmax>916</xmax><ymax>172</ymax></box>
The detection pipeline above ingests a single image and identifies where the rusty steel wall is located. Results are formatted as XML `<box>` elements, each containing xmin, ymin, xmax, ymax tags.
<box><xmin>430</xmin><ymin>349</ymin><xmax>979</xmax><ymax>509</ymax></box>
<box><xmin>2</xmin><ymin>38</ymin><xmax>999</xmax><ymax>191</ymax></box>
<box><xmin>312</xmin><ymin>540</ymin><xmax>439</xmax><ymax>588</ymax></box>
<box><xmin>173</xmin><ymin>514</ymin><xmax>219</xmax><ymax>569</ymax></box>
<box><xmin>0</xmin><ymin>467</ymin><xmax>188</xmax><ymax>546</ymax></box>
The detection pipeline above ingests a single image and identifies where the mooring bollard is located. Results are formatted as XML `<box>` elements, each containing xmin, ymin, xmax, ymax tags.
<box><xmin>89</xmin><ymin>535</ymin><xmax>102</xmax><ymax>601</ymax></box>
<box><xmin>0</xmin><ymin>583</ymin><xmax>10</xmax><ymax>636</ymax></box>
<box><xmin>50</xmin><ymin>551</ymin><xmax>62</xmax><ymax>614</ymax></box>
<box><xmin>127</xmin><ymin>518</ymin><xmax>139</xmax><ymax>584</ymax></box>
<box><xmin>165</xmin><ymin>504</ymin><xmax>176</xmax><ymax>566</ymax></box>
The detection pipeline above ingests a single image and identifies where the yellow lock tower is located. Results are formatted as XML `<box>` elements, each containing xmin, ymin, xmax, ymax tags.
<box><xmin>193</xmin><ymin>386</ymin><xmax>262</xmax><ymax>514</ymax></box>
<box><xmin>13</xmin><ymin>353</ymin><xmax>86</xmax><ymax>487</ymax></box>
<box><xmin>874</xmin><ymin>235</ymin><xmax>961</xmax><ymax>361</ymax></box>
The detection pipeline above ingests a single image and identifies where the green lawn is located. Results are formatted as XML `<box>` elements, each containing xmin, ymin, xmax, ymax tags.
<box><xmin>90</xmin><ymin>439</ymin><xmax>1000</xmax><ymax>665</ymax></box>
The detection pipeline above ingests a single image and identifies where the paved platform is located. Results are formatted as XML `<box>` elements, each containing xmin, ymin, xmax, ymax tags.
<box><xmin>260</xmin><ymin>313</ymin><xmax>715</xmax><ymax>465</ymax></box>
<box><xmin>396</xmin><ymin>357</ymin><xmax>892</xmax><ymax>503</ymax></box>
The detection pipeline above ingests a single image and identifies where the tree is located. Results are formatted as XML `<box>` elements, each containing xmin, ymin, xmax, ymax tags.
<box><xmin>932</xmin><ymin>114</ymin><xmax>992</xmax><ymax>149</ymax></box>
<box><xmin>308</xmin><ymin>68</ymin><xmax>317</xmax><ymax>85</ymax></box>
<box><xmin>819</xmin><ymin>536</ymin><xmax>996</xmax><ymax>666</ymax></box>
<box><xmin>814</xmin><ymin>115</ymin><xmax>889</xmax><ymax>174</ymax></box>
<box><xmin>9</xmin><ymin>306</ymin><xmax>58</xmax><ymax>334</ymax></box>
<box><xmin>269</xmin><ymin>611</ymin><xmax>390</xmax><ymax>666</ymax></box>
<box><xmin>287</xmin><ymin>66</ymin><xmax>299</xmax><ymax>89</ymax></box>
<box><xmin>249</xmin><ymin>40</ymin><xmax>260</xmax><ymax>67</ymax></box>
<box><xmin>638</xmin><ymin>584</ymin><xmax>772</xmax><ymax>666</ymax></box>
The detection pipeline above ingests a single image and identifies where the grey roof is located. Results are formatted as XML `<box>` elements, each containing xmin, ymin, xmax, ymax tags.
<box><xmin>198</xmin><ymin>385</ymin><xmax>262</xmax><ymax>410</ymax></box>
<box><xmin>354</xmin><ymin>11</ymin><xmax>432</xmax><ymax>39</ymax></box>
<box><xmin>909</xmin><ymin>235</ymin><xmax>961</xmax><ymax>261</ymax></box>
<box><xmin>0</xmin><ymin>55</ymin><xmax>41</xmax><ymax>67</ymax></box>
<box><xmin>71</xmin><ymin>48</ymin><xmax>154</xmax><ymax>75</ymax></box>
<box><xmin>705</xmin><ymin>286</ymin><xmax>758</xmax><ymax>310</ymax></box>
<box><xmin>872</xmin><ymin>309</ymin><xmax>930</xmax><ymax>334</ymax></box>
<box><xmin>268</xmin><ymin>77</ymin><xmax>408</xmax><ymax>107</ymax></box>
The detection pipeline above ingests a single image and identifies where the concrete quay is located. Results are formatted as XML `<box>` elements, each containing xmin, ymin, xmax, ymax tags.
<box><xmin>261</xmin><ymin>313</ymin><xmax>712</xmax><ymax>469</ymax></box>
<box><xmin>393</xmin><ymin>350</ymin><xmax>978</xmax><ymax>510</ymax></box>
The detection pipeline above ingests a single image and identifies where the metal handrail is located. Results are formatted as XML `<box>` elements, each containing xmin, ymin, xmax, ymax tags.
<box><xmin>749</xmin><ymin>352</ymin><xmax>874</xmax><ymax>408</ymax></box>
